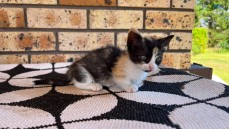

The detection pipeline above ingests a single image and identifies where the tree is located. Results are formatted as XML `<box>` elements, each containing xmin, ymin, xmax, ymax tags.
<box><xmin>195</xmin><ymin>0</ymin><xmax>229</xmax><ymax>48</ymax></box>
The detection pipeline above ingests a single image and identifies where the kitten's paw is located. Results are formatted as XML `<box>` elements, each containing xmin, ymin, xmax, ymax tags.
<box><xmin>125</xmin><ymin>85</ymin><xmax>138</xmax><ymax>93</ymax></box>
<box><xmin>88</xmin><ymin>83</ymin><xmax>103</xmax><ymax>91</ymax></box>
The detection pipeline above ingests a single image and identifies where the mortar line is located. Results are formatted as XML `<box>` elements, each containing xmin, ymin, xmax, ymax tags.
<box><xmin>0</xmin><ymin>4</ymin><xmax>194</xmax><ymax>12</ymax></box>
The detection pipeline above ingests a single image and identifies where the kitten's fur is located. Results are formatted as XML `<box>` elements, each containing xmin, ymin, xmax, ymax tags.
<box><xmin>35</xmin><ymin>28</ymin><xmax>174</xmax><ymax>92</ymax></box>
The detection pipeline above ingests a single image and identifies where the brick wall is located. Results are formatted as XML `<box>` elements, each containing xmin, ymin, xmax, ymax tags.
<box><xmin>0</xmin><ymin>0</ymin><xmax>195</xmax><ymax>69</ymax></box>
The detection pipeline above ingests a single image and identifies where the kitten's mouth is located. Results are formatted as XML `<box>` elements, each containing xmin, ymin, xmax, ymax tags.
<box><xmin>144</xmin><ymin>70</ymin><xmax>152</xmax><ymax>72</ymax></box>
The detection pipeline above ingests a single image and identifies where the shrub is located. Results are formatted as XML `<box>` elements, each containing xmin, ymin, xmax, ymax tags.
<box><xmin>215</xmin><ymin>29</ymin><xmax>229</xmax><ymax>51</ymax></box>
<box><xmin>192</xmin><ymin>28</ymin><xmax>208</xmax><ymax>54</ymax></box>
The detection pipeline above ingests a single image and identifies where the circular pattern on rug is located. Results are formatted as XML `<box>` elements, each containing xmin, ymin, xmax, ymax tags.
<box><xmin>8</xmin><ymin>78</ymin><xmax>41</xmax><ymax>87</ymax></box>
<box><xmin>182</xmin><ymin>78</ymin><xmax>225</xmax><ymax>100</ymax></box>
<box><xmin>56</xmin><ymin>86</ymin><xmax>108</xmax><ymax>95</ymax></box>
<box><xmin>0</xmin><ymin>105</ymin><xmax>55</xmax><ymax>128</ymax></box>
<box><xmin>61</xmin><ymin>94</ymin><xmax>118</xmax><ymax>121</ymax></box>
<box><xmin>63</xmin><ymin>120</ymin><xmax>175</xmax><ymax>129</ymax></box>
<box><xmin>0</xmin><ymin>63</ymin><xmax>228</xmax><ymax>129</ymax></box>
<box><xmin>0</xmin><ymin>64</ymin><xmax>18</xmax><ymax>71</ymax></box>
<box><xmin>147</xmin><ymin>75</ymin><xmax>198</xmax><ymax>83</ymax></box>
<box><xmin>169</xmin><ymin>103</ymin><xmax>229</xmax><ymax>129</ymax></box>
<box><xmin>207</xmin><ymin>97</ymin><xmax>229</xmax><ymax>108</ymax></box>
<box><xmin>23</xmin><ymin>63</ymin><xmax>53</xmax><ymax>70</ymax></box>
<box><xmin>0</xmin><ymin>72</ymin><xmax>10</xmax><ymax>79</ymax></box>
<box><xmin>0</xmin><ymin>87</ymin><xmax>51</xmax><ymax>103</ymax></box>
<box><xmin>0</xmin><ymin>79</ymin><xmax>5</xmax><ymax>83</ymax></box>
<box><xmin>117</xmin><ymin>91</ymin><xmax>196</xmax><ymax>105</ymax></box>
<box><xmin>13</xmin><ymin>70</ymin><xmax>52</xmax><ymax>78</ymax></box>
<box><xmin>54</xmin><ymin>62</ymin><xmax>72</xmax><ymax>68</ymax></box>
<box><xmin>55</xmin><ymin>68</ymin><xmax>68</xmax><ymax>74</ymax></box>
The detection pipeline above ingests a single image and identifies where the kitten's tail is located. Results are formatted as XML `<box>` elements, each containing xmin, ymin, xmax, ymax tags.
<box><xmin>34</xmin><ymin>79</ymin><xmax>72</xmax><ymax>86</ymax></box>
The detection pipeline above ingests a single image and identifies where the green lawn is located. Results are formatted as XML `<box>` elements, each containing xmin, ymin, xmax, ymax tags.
<box><xmin>191</xmin><ymin>49</ymin><xmax>229</xmax><ymax>84</ymax></box>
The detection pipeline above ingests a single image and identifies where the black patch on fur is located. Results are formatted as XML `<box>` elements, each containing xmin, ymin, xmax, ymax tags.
<box><xmin>68</xmin><ymin>46</ymin><xmax>122</xmax><ymax>82</ymax></box>
<box><xmin>155</xmin><ymin>35</ymin><xmax>174</xmax><ymax>65</ymax></box>
<box><xmin>156</xmin><ymin>35</ymin><xmax>174</xmax><ymax>50</ymax></box>
<box><xmin>127</xmin><ymin>31</ymin><xmax>153</xmax><ymax>64</ymax></box>
<box><xmin>67</xmin><ymin>63</ymin><xmax>86</xmax><ymax>82</ymax></box>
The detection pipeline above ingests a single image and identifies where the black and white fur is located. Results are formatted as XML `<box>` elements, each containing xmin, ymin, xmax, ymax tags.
<box><xmin>35</xmin><ymin>28</ymin><xmax>174</xmax><ymax>92</ymax></box>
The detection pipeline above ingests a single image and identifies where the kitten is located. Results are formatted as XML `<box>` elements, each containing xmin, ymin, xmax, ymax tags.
<box><xmin>35</xmin><ymin>28</ymin><xmax>174</xmax><ymax>92</ymax></box>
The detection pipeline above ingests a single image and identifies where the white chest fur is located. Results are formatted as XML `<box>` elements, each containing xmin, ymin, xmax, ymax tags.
<box><xmin>125</xmin><ymin>58</ymin><xmax>148</xmax><ymax>83</ymax></box>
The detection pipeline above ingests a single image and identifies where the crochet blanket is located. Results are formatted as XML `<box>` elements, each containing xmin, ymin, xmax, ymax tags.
<box><xmin>0</xmin><ymin>63</ymin><xmax>229</xmax><ymax>129</ymax></box>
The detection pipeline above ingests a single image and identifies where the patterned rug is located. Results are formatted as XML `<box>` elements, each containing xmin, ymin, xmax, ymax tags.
<box><xmin>0</xmin><ymin>63</ymin><xmax>229</xmax><ymax>129</ymax></box>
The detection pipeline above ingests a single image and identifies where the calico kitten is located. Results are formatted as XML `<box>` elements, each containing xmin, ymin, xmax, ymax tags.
<box><xmin>35</xmin><ymin>28</ymin><xmax>174</xmax><ymax>92</ymax></box>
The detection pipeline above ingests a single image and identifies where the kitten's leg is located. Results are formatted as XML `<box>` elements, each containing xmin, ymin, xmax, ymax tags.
<box><xmin>134</xmin><ymin>73</ymin><xmax>147</xmax><ymax>87</ymax></box>
<box><xmin>70</xmin><ymin>65</ymin><xmax>103</xmax><ymax>91</ymax></box>
<box><xmin>72</xmin><ymin>79</ymin><xmax>103</xmax><ymax>91</ymax></box>
<box><xmin>134</xmin><ymin>80</ymin><xmax>144</xmax><ymax>88</ymax></box>
<box><xmin>114</xmin><ymin>78</ymin><xmax>138</xmax><ymax>93</ymax></box>
<box><xmin>100</xmin><ymin>78</ymin><xmax>115</xmax><ymax>87</ymax></box>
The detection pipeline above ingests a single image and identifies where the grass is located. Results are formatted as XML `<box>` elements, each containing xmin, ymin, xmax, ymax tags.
<box><xmin>191</xmin><ymin>48</ymin><xmax>229</xmax><ymax>84</ymax></box>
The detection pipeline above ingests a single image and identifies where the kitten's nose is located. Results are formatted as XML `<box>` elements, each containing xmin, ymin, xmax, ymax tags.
<box><xmin>149</xmin><ymin>65</ymin><xmax>154</xmax><ymax>71</ymax></box>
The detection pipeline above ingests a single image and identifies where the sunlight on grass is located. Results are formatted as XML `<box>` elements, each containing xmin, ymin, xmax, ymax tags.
<box><xmin>191</xmin><ymin>49</ymin><xmax>229</xmax><ymax>84</ymax></box>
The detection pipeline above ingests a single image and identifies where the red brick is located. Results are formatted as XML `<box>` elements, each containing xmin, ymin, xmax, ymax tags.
<box><xmin>169</xmin><ymin>32</ymin><xmax>192</xmax><ymax>50</ymax></box>
<box><xmin>146</xmin><ymin>11</ymin><xmax>195</xmax><ymax>30</ymax></box>
<box><xmin>161</xmin><ymin>53</ymin><xmax>191</xmax><ymax>69</ymax></box>
<box><xmin>118</xmin><ymin>0</ymin><xmax>170</xmax><ymax>8</ymax></box>
<box><xmin>172</xmin><ymin>0</ymin><xmax>195</xmax><ymax>9</ymax></box>
<box><xmin>90</xmin><ymin>10</ymin><xmax>143</xmax><ymax>29</ymax></box>
<box><xmin>0</xmin><ymin>8</ymin><xmax>24</xmax><ymax>28</ymax></box>
<box><xmin>27</xmin><ymin>8</ymin><xmax>86</xmax><ymax>29</ymax></box>
<box><xmin>60</xmin><ymin>0</ymin><xmax>116</xmax><ymax>6</ymax></box>
<box><xmin>0</xmin><ymin>32</ymin><xmax>56</xmax><ymax>51</ymax></box>
<box><xmin>0</xmin><ymin>55</ymin><xmax>28</xmax><ymax>64</ymax></box>
<box><xmin>0</xmin><ymin>0</ymin><xmax>57</xmax><ymax>4</ymax></box>
<box><xmin>59</xmin><ymin>32</ymin><xmax>114</xmax><ymax>51</ymax></box>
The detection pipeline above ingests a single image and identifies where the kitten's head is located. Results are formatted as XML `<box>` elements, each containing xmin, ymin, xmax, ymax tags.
<box><xmin>127</xmin><ymin>28</ymin><xmax>174</xmax><ymax>73</ymax></box>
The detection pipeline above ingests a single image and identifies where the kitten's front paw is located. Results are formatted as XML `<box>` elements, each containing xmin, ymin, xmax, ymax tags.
<box><xmin>125</xmin><ymin>85</ymin><xmax>138</xmax><ymax>93</ymax></box>
<box><xmin>88</xmin><ymin>83</ymin><xmax>103</xmax><ymax>91</ymax></box>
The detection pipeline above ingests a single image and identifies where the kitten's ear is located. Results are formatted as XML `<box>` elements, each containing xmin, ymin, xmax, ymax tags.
<box><xmin>157</xmin><ymin>35</ymin><xmax>174</xmax><ymax>50</ymax></box>
<box><xmin>127</xmin><ymin>28</ymin><xmax>142</xmax><ymax>52</ymax></box>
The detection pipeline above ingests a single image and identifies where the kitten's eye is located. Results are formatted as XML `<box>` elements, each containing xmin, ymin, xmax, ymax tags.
<box><xmin>156</xmin><ymin>57</ymin><xmax>162</xmax><ymax>62</ymax></box>
<box><xmin>139</xmin><ymin>56</ymin><xmax>146</xmax><ymax>60</ymax></box>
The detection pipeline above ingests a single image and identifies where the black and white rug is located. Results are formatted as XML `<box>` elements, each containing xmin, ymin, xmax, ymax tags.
<box><xmin>0</xmin><ymin>63</ymin><xmax>229</xmax><ymax>129</ymax></box>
